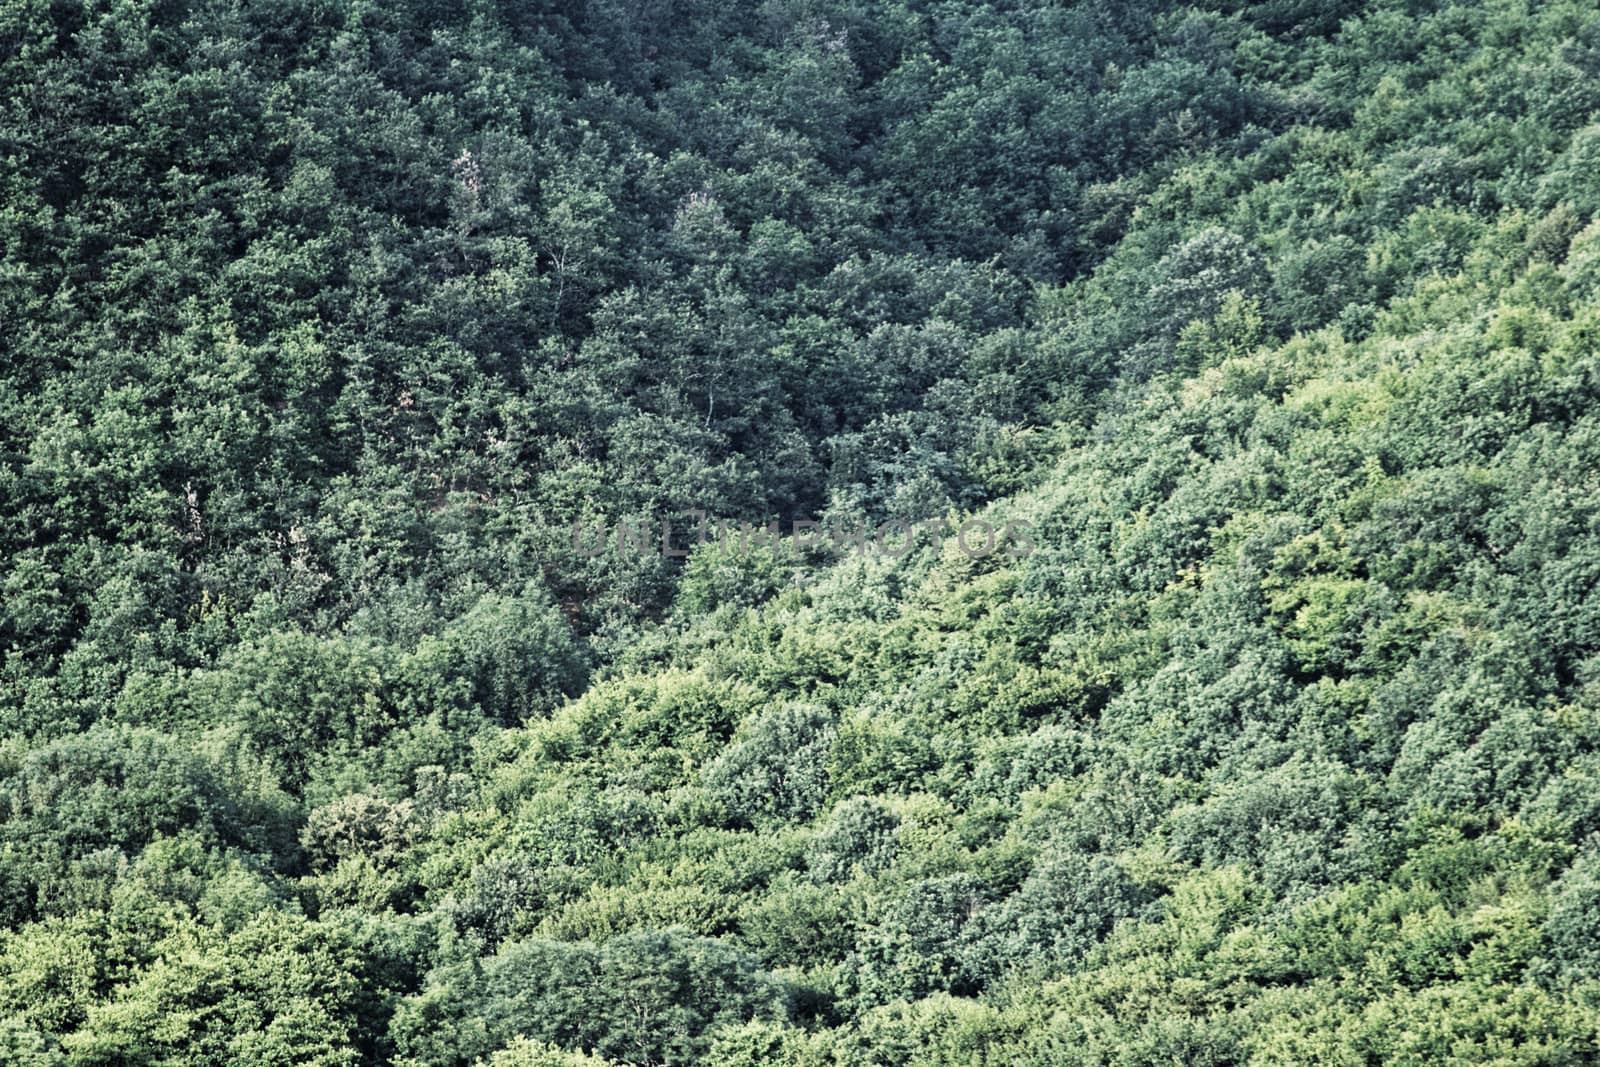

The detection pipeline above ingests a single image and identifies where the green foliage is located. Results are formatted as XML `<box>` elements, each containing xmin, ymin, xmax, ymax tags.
<box><xmin>392</xmin><ymin>928</ymin><xmax>788</xmax><ymax>1067</ymax></box>
<box><xmin>805</xmin><ymin>797</ymin><xmax>902</xmax><ymax>884</ymax></box>
<box><xmin>701</xmin><ymin>703</ymin><xmax>837</xmax><ymax>826</ymax></box>
<box><xmin>480</xmin><ymin>1040</ymin><xmax>620</xmax><ymax>1067</ymax></box>
<box><xmin>6</xmin><ymin>0</ymin><xmax>1600</xmax><ymax>1063</ymax></box>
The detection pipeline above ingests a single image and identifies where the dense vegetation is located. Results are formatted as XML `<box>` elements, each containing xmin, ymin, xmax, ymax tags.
<box><xmin>5</xmin><ymin>0</ymin><xmax>1600</xmax><ymax>1062</ymax></box>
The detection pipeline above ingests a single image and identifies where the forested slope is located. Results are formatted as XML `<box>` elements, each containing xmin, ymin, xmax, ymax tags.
<box><xmin>5</xmin><ymin>0</ymin><xmax>1600</xmax><ymax>1063</ymax></box>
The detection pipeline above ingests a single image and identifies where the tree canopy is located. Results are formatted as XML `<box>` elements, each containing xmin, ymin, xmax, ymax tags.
<box><xmin>5</xmin><ymin>0</ymin><xmax>1600</xmax><ymax>1063</ymax></box>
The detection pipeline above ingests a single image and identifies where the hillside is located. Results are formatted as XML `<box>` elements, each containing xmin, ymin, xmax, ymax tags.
<box><xmin>5</xmin><ymin>1</ymin><xmax>1600</xmax><ymax>1063</ymax></box>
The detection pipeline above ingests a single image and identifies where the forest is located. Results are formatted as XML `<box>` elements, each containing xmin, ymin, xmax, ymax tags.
<box><xmin>4</xmin><ymin>0</ymin><xmax>1600</xmax><ymax>1062</ymax></box>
